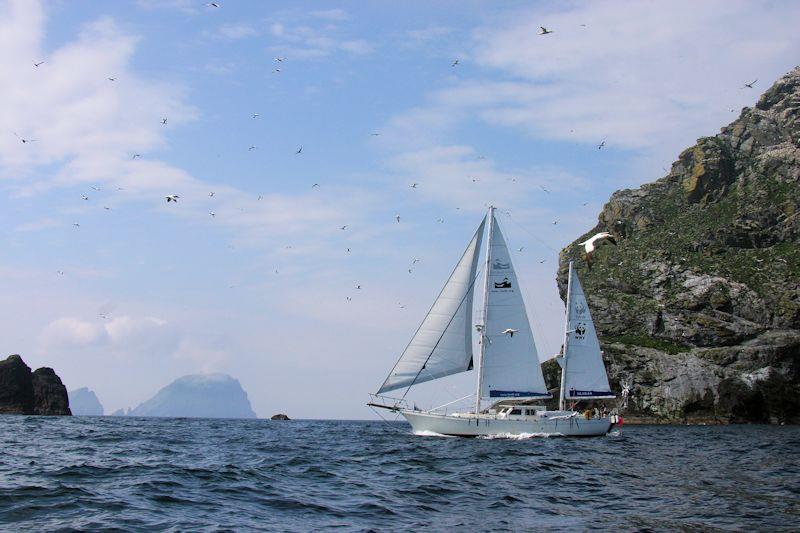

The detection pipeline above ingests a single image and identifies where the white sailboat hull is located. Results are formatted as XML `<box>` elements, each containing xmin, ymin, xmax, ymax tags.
<box><xmin>400</xmin><ymin>409</ymin><xmax>612</xmax><ymax>437</ymax></box>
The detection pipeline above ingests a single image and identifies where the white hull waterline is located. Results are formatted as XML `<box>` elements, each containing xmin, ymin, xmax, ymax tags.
<box><xmin>400</xmin><ymin>409</ymin><xmax>613</xmax><ymax>437</ymax></box>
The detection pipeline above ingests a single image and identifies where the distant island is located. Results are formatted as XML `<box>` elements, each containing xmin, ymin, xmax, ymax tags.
<box><xmin>0</xmin><ymin>354</ymin><xmax>71</xmax><ymax>416</ymax></box>
<box><xmin>68</xmin><ymin>387</ymin><xmax>104</xmax><ymax>416</ymax></box>
<box><xmin>128</xmin><ymin>374</ymin><xmax>257</xmax><ymax>419</ymax></box>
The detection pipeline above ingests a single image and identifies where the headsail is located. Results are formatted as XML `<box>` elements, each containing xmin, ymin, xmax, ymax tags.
<box><xmin>377</xmin><ymin>218</ymin><xmax>486</xmax><ymax>394</ymax></box>
<box><xmin>561</xmin><ymin>263</ymin><xmax>615</xmax><ymax>400</ymax></box>
<box><xmin>479</xmin><ymin>215</ymin><xmax>549</xmax><ymax>399</ymax></box>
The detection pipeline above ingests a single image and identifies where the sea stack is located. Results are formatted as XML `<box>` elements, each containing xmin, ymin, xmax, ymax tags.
<box><xmin>68</xmin><ymin>387</ymin><xmax>104</xmax><ymax>416</ymax></box>
<box><xmin>128</xmin><ymin>374</ymin><xmax>257</xmax><ymax>419</ymax></box>
<box><xmin>270</xmin><ymin>413</ymin><xmax>290</xmax><ymax>420</ymax></box>
<box><xmin>0</xmin><ymin>354</ymin><xmax>71</xmax><ymax>416</ymax></box>
<box><xmin>555</xmin><ymin>67</ymin><xmax>800</xmax><ymax>424</ymax></box>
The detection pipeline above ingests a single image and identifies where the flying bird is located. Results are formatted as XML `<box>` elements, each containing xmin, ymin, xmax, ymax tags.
<box><xmin>436</xmin><ymin>218</ymin><xmax>444</xmax><ymax>223</ymax></box>
<box><xmin>371</xmin><ymin>132</ymin><xmax>381</xmax><ymax>136</ymax></box>
<box><xmin>311</xmin><ymin>183</ymin><xmax>320</xmax><ymax>188</ymax></box>
<box><xmin>206</xmin><ymin>2</ymin><xmax>220</xmax><ymax>7</ymax></box>
<box><xmin>56</xmin><ymin>270</ymin><xmax>64</xmax><ymax>275</ymax></box>
<box><xmin>251</xmin><ymin>113</ymin><xmax>259</xmax><ymax>118</ymax></box>
<box><xmin>552</xmin><ymin>220</ymin><xmax>558</xmax><ymax>225</ymax></box>
<box><xmin>274</xmin><ymin>57</ymin><xmax>285</xmax><ymax>62</ymax></box>
<box><xmin>355</xmin><ymin>284</ymin><xmax>362</xmax><ymax>290</ymax></box>
<box><xmin>273</xmin><ymin>68</ymin><xmax>281</xmax><ymax>73</ymax></box>
<box><xmin>395</xmin><ymin>214</ymin><xmax>401</xmax><ymax>223</ymax></box>
<box><xmin>579</xmin><ymin>231</ymin><xmax>618</xmax><ymax>269</ymax></box>
<box><xmin>540</xmin><ymin>186</ymin><xmax>550</xmax><ymax>193</ymax></box>
<box><xmin>502</xmin><ymin>328</ymin><xmax>518</xmax><ymax>337</ymax></box>
<box><xmin>165</xmin><ymin>195</ymin><xmax>179</xmax><ymax>203</ymax></box>
<box><xmin>741</xmin><ymin>79</ymin><xmax>757</xmax><ymax>89</ymax></box>
<box><xmin>132</xmin><ymin>153</ymin><xmax>141</xmax><ymax>159</ymax></box>
<box><xmin>91</xmin><ymin>186</ymin><xmax>101</xmax><ymax>191</ymax></box>
<box><xmin>296</xmin><ymin>146</ymin><xmax>302</xmax><ymax>154</ymax></box>
<box><xmin>451</xmin><ymin>59</ymin><xmax>459</xmax><ymax>67</ymax></box>
<box><xmin>248</xmin><ymin>145</ymin><xmax>256</xmax><ymax>151</ymax></box>
<box><xmin>33</xmin><ymin>60</ymin><xmax>45</xmax><ymax>67</ymax></box>
<box><xmin>72</xmin><ymin>222</ymin><xmax>80</xmax><ymax>228</ymax></box>
<box><xmin>598</xmin><ymin>140</ymin><xmax>606</xmax><ymax>149</ymax></box>
<box><xmin>161</xmin><ymin>118</ymin><xmax>167</xmax><ymax>125</ymax></box>
<box><xmin>210</xmin><ymin>211</ymin><xmax>216</xmax><ymax>217</ymax></box>
<box><xmin>13</xmin><ymin>133</ymin><xmax>35</xmax><ymax>144</ymax></box>
<box><xmin>340</xmin><ymin>225</ymin><xmax>348</xmax><ymax>230</ymax></box>
<box><xmin>410</xmin><ymin>183</ymin><xmax>418</xmax><ymax>189</ymax></box>
<box><xmin>539</xmin><ymin>259</ymin><xmax>546</xmax><ymax>264</ymax></box>
<box><xmin>81</xmin><ymin>195</ymin><xmax>89</xmax><ymax>201</ymax></box>
<box><xmin>104</xmin><ymin>206</ymin><xmax>111</xmax><ymax>210</ymax></box>
<box><xmin>209</xmin><ymin>191</ymin><xmax>215</xmax><ymax>197</ymax></box>
<box><xmin>108</xmin><ymin>77</ymin><xmax>116</xmax><ymax>82</ymax></box>
<box><xmin>517</xmin><ymin>247</ymin><xmax>524</xmax><ymax>252</ymax></box>
<box><xmin>538</xmin><ymin>26</ymin><xmax>553</xmax><ymax>35</ymax></box>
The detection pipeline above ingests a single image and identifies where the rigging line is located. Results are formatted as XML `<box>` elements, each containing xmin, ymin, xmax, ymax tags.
<box><xmin>504</xmin><ymin>211</ymin><xmax>560</xmax><ymax>253</ymax></box>
<box><xmin>368</xmin><ymin>404</ymin><xmax>407</xmax><ymax>433</ymax></box>
<box><xmin>401</xmin><ymin>264</ymin><xmax>485</xmax><ymax>401</ymax></box>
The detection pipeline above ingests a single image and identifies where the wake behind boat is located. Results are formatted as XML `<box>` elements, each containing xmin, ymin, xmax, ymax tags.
<box><xmin>369</xmin><ymin>206</ymin><xmax>618</xmax><ymax>437</ymax></box>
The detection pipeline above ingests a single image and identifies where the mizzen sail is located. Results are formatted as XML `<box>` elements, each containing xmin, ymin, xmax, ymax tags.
<box><xmin>478</xmin><ymin>215</ymin><xmax>549</xmax><ymax>399</ymax></box>
<box><xmin>377</xmin><ymin>217</ymin><xmax>486</xmax><ymax>394</ymax></box>
<box><xmin>561</xmin><ymin>263</ymin><xmax>615</xmax><ymax>400</ymax></box>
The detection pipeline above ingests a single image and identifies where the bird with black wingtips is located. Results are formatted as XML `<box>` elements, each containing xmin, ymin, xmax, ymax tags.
<box><xmin>579</xmin><ymin>231</ymin><xmax>617</xmax><ymax>269</ymax></box>
<box><xmin>165</xmin><ymin>195</ymin><xmax>179</xmax><ymax>203</ymax></box>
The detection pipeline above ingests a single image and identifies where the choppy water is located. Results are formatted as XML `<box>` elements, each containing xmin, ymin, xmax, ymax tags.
<box><xmin>1</xmin><ymin>417</ymin><xmax>798</xmax><ymax>531</ymax></box>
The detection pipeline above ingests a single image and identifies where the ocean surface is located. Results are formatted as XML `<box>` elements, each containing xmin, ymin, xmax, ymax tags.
<box><xmin>1</xmin><ymin>417</ymin><xmax>798</xmax><ymax>531</ymax></box>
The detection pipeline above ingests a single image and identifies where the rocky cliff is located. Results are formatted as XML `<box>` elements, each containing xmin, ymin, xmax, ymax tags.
<box><xmin>0</xmin><ymin>355</ymin><xmax>71</xmax><ymax>415</ymax></box>
<box><xmin>555</xmin><ymin>67</ymin><xmax>800</xmax><ymax>424</ymax></box>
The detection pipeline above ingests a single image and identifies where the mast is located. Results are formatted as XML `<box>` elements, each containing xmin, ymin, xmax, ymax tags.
<box><xmin>559</xmin><ymin>261</ymin><xmax>573</xmax><ymax>411</ymax></box>
<box><xmin>475</xmin><ymin>205</ymin><xmax>495</xmax><ymax>414</ymax></box>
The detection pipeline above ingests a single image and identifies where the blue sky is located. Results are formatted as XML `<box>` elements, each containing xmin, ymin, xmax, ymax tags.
<box><xmin>1</xmin><ymin>0</ymin><xmax>799</xmax><ymax>418</ymax></box>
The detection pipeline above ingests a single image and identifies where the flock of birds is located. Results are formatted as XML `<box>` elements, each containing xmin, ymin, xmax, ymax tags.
<box><xmin>16</xmin><ymin>5</ymin><xmax>764</xmax><ymax>317</ymax></box>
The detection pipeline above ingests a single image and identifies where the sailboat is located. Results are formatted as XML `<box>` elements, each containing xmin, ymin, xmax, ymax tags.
<box><xmin>369</xmin><ymin>206</ymin><xmax>617</xmax><ymax>437</ymax></box>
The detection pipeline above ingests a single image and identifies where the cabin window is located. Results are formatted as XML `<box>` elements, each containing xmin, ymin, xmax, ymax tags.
<box><xmin>510</xmin><ymin>409</ymin><xmax>522</xmax><ymax>415</ymax></box>
<box><xmin>526</xmin><ymin>409</ymin><xmax>535</xmax><ymax>415</ymax></box>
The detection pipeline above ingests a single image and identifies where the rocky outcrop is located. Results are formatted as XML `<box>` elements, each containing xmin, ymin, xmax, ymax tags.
<box><xmin>270</xmin><ymin>413</ymin><xmax>290</xmax><ymax>420</ymax></box>
<box><xmin>0</xmin><ymin>355</ymin><xmax>71</xmax><ymax>415</ymax></box>
<box><xmin>556</xmin><ymin>67</ymin><xmax>800</xmax><ymax>424</ymax></box>
<box><xmin>129</xmin><ymin>374</ymin><xmax>257</xmax><ymax>419</ymax></box>
<box><xmin>68</xmin><ymin>387</ymin><xmax>104</xmax><ymax>416</ymax></box>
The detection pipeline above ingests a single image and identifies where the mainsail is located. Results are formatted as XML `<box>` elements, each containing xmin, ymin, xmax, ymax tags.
<box><xmin>561</xmin><ymin>262</ymin><xmax>615</xmax><ymax>400</ymax></box>
<box><xmin>377</xmin><ymin>217</ymin><xmax>486</xmax><ymax>394</ymax></box>
<box><xmin>478</xmin><ymin>214</ymin><xmax>549</xmax><ymax>399</ymax></box>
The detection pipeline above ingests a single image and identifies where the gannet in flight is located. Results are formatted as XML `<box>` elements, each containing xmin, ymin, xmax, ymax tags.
<box><xmin>579</xmin><ymin>231</ymin><xmax>617</xmax><ymax>268</ymax></box>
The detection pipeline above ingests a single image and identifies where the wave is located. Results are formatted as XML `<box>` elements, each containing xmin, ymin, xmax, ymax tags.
<box><xmin>412</xmin><ymin>429</ymin><xmax>456</xmax><ymax>437</ymax></box>
<box><xmin>478</xmin><ymin>432</ymin><xmax>566</xmax><ymax>440</ymax></box>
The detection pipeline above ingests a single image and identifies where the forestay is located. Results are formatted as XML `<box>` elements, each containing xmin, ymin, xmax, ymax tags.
<box><xmin>479</xmin><ymin>216</ymin><xmax>549</xmax><ymax>399</ymax></box>
<box><xmin>562</xmin><ymin>265</ymin><xmax>615</xmax><ymax>399</ymax></box>
<box><xmin>377</xmin><ymin>218</ymin><xmax>486</xmax><ymax>394</ymax></box>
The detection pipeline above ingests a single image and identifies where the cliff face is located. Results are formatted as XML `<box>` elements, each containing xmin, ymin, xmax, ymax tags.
<box><xmin>557</xmin><ymin>67</ymin><xmax>800</xmax><ymax>424</ymax></box>
<box><xmin>0</xmin><ymin>355</ymin><xmax>71</xmax><ymax>416</ymax></box>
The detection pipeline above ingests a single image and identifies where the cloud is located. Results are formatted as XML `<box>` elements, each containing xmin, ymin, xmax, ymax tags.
<box><xmin>266</xmin><ymin>12</ymin><xmax>372</xmax><ymax>60</ymax></box>
<box><xmin>0</xmin><ymin>0</ymin><xmax>372</xmax><ymax>256</ymax></box>
<box><xmin>216</xmin><ymin>23</ymin><xmax>257</xmax><ymax>40</ymax></box>
<box><xmin>309</xmin><ymin>9</ymin><xmax>349</xmax><ymax>22</ymax></box>
<box><xmin>466</xmin><ymin>0</ymin><xmax>800</xmax><ymax>154</ymax></box>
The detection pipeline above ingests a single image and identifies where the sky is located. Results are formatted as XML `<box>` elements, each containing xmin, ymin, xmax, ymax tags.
<box><xmin>1</xmin><ymin>0</ymin><xmax>799</xmax><ymax>419</ymax></box>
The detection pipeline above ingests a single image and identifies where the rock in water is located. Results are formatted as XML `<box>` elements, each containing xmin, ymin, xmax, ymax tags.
<box><xmin>0</xmin><ymin>355</ymin><xmax>35</xmax><ymax>414</ymax></box>
<box><xmin>556</xmin><ymin>67</ymin><xmax>800</xmax><ymax>424</ymax></box>
<box><xmin>69</xmin><ymin>387</ymin><xmax>104</xmax><ymax>416</ymax></box>
<box><xmin>128</xmin><ymin>374</ymin><xmax>257</xmax><ymax>419</ymax></box>
<box><xmin>270</xmin><ymin>413</ymin><xmax>290</xmax><ymax>420</ymax></box>
<box><xmin>0</xmin><ymin>355</ymin><xmax>71</xmax><ymax>415</ymax></box>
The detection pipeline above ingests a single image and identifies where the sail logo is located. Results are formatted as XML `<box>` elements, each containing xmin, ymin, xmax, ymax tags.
<box><xmin>574</xmin><ymin>302</ymin><xmax>587</xmax><ymax>317</ymax></box>
<box><xmin>574</xmin><ymin>323</ymin><xmax>587</xmax><ymax>339</ymax></box>
<box><xmin>492</xmin><ymin>259</ymin><xmax>510</xmax><ymax>270</ymax></box>
<box><xmin>494</xmin><ymin>277</ymin><xmax>512</xmax><ymax>289</ymax></box>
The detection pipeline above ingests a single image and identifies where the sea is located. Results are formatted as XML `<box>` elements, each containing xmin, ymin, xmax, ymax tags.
<box><xmin>1</xmin><ymin>416</ymin><xmax>798</xmax><ymax>531</ymax></box>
